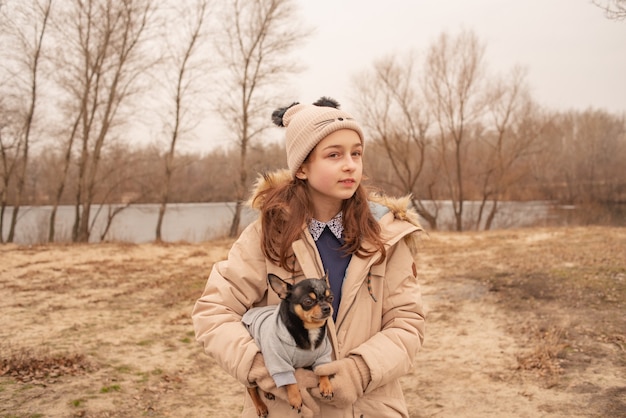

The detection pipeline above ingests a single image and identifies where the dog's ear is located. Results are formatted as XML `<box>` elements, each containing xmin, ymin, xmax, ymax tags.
<box><xmin>267</xmin><ymin>274</ymin><xmax>292</xmax><ymax>299</ymax></box>
<box><xmin>322</xmin><ymin>271</ymin><xmax>330</xmax><ymax>287</ymax></box>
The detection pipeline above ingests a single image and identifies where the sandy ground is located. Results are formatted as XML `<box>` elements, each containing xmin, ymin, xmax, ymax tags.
<box><xmin>0</xmin><ymin>226</ymin><xmax>624</xmax><ymax>418</ymax></box>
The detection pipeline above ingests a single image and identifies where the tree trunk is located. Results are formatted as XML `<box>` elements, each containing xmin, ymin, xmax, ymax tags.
<box><xmin>484</xmin><ymin>199</ymin><xmax>498</xmax><ymax>230</ymax></box>
<box><xmin>229</xmin><ymin>200</ymin><xmax>242</xmax><ymax>238</ymax></box>
<box><xmin>156</xmin><ymin>200</ymin><xmax>167</xmax><ymax>241</ymax></box>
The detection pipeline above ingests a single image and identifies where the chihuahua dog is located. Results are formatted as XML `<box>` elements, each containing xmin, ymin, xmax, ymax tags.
<box><xmin>243</xmin><ymin>273</ymin><xmax>335</xmax><ymax>417</ymax></box>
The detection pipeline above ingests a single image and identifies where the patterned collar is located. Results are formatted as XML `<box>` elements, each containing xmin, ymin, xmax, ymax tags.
<box><xmin>308</xmin><ymin>212</ymin><xmax>344</xmax><ymax>241</ymax></box>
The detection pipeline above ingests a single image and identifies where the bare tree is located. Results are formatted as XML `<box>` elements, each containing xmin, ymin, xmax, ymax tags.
<box><xmin>424</xmin><ymin>30</ymin><xmax>488</xmax><ymax>231</ymax></box>
<box><xmin>51</xmin><ymin>0</ymin><xmax>156</xmax><ymax>242</ymax></box>
<box><xmin>476</xmin><ymin>66</ymin><xmax>545</xmax><ymax>230</ymax></box>
<box><xmin>0</xmin><ymin>106</ymin><xmax>22</xmax><ymax>242</ymax></box>
<box><xmin>353</xmin><ymin>54</ymin><xmax>440</xmax><ymax>229</ymax></box>
<box><xmin>215</xmin><ymin>0</ymin><xmax>309</xmax><ymax>237</ymax></box>
<box><xmin>0</xmin><ymin>0</ymin><xmax>52</xmax><ymax>242</ymax></box>
<box><xmin>154</xmin><ymin>0</ymin><xmax>213</xmax><ymax>242</ymax></box>
<box><xmin>550</xmin><ymin>109</ymin><xmax>626</xmax><ymax>204</ymax></box>
<box><xmin>592</xmin><ymin>0</ymin><xmax>626</xmax><ymax>20</ymax></box>
<box><xmin>0</xmin><ymin>5</ymin><xmax>16</xmax><ymax>241</ymax></box>
<box><xmin>46</xmin><ymin>108</ymin><xmax>81</xmax><ymax>241</ymax></box>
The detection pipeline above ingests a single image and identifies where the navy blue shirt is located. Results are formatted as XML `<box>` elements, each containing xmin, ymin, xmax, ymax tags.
<box><xmin>309</xmin><ymin>214</ymin><xmax>351</xmax><ymax>320</ymax></box>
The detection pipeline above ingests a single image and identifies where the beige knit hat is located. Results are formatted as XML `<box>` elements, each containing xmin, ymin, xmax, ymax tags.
<box><xmin>272</xmin><ymin>97</ymin><xmax>364</xmax><ymax>177</ymax></box>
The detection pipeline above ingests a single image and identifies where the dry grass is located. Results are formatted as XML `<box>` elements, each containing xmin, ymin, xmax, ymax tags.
<box><xmin>0</xmin><ymin>345</ymin><xmax>95</xmax><ymax>385</ymax></box>
<box><xmin>0</xmin><ymin>226</ymin><xmax>625</xmax><ymax>417</ymax></box>
<box><xmin>515</xmin><ymin>324</ymin><xmax>568</xmax><ymax>387</ymax></box>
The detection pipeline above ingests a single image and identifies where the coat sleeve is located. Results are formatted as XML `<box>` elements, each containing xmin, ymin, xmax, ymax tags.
<box><xmin>191</xmin><ymin>221</ymin><xmax>268</xmax><ymax>386</ymax></box>
<box><xmin>350</xmin><ymin>237</ymin><xmax>426</xmax><ymax>392</ymax></box>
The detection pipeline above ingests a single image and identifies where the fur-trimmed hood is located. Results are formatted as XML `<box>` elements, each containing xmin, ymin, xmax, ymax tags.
<box><xmin>248</xmin><ymin>169</ymin><xmax>423</xmax><ymax>255</ymax></box>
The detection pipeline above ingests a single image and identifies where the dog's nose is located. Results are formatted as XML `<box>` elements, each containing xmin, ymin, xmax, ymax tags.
<box><xmin>321</xmin><ymin>304</ymin><xmax>331</xmax><ymax>316</ymax></box>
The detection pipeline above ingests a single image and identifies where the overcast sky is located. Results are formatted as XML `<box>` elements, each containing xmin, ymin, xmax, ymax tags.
<box><xmin>292</xmin><ymin>0</ymin><xmax>626</xmax><ymax>114</ymax></box>
<box><xmin>185</xmin><ymin>0</ymin><xmax>625</xmax><ymax>152</ymax></box>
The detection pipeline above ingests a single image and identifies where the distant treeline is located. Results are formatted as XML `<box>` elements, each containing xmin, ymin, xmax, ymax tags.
<box><xmin>6</xmin><ymin>107</ymin><xmax>625</xmax><ymax>207</ymax></box>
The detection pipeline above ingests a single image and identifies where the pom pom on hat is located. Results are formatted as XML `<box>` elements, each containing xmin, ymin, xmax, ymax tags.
<box><xmin>272</xmin><ymin>97</ymin><xmax>365</xmax><ymax>178</ymax></box>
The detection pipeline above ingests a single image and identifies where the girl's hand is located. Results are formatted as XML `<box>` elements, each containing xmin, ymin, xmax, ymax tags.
<box><xmin>312</xmin><ymin>356</ymin><xmax>371</xmax><ymax>408</ymax></box>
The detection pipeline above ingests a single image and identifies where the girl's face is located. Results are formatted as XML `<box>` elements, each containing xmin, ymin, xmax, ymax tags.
<box><xmin>296</xmin><ymin>129</ymin><xmax>363</xmax><ymax>221</ymax></box>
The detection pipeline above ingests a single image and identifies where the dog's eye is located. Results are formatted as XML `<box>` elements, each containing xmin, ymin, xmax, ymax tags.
<box><xmin>327</xmin><ymin>295</ymin><xmax>334</xmax><ymax>303</ymax></box>
<box><xmin>302</xmin><ymin>298</ymin><xmax>315</xmax><ymax>308</ymax></box>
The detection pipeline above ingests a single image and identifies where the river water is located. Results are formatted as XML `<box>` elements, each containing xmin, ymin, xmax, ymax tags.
<box><xmin>2</xmin><ymin>202</ymin><xmax>256</xmax><ymax>245</ymax></box>
<box><xmin>1</xmin><ymin>200</ymin><xmax>573</xmax><ymax>245</ymax></box>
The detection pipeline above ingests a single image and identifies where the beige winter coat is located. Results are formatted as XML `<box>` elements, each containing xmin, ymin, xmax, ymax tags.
<box><xmin>192</xmin><ymin>170</ymin><xmax>425</xmax><ymax>418</ymax></box>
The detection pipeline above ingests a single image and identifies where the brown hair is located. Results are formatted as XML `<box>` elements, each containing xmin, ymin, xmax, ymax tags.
<box><xmin>253</xmin><ymin>177</ymin><xmax>386</xmax><ymax>273</ymax></box>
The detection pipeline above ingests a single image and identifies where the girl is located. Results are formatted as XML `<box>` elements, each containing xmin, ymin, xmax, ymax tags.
<box><xmin>192</xmin><ymin>97</ymin><xmax>425</xmax><ymax>417</ymax></box>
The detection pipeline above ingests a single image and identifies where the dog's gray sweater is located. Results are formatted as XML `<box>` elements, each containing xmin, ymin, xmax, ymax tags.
<box><xmin>243</xmin><ymin>305</ymin><xmax>332</xmax><ymax>387</ymax></box>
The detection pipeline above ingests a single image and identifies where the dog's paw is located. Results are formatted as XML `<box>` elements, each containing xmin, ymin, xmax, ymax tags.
<box><xmin>286</xmin><ymin>384</ymin><xmax>303</xmax><ymax>413</ymax></box>
<box><xmin>318</xmin><ymin>379</ymin><xmax>334</xmax><ymax>400</ymax></box>
<box><xmin>253</xmin><ymin>402</ymin><xmax>268</xmax><ymax>417</ymax></box>
<box><xmin>290</xmin><ymin>403</ymin><xmax>302</xmax><ymax>414</ymax></box>
<box><xmin>320</xmin><ymin>389</ymin><xmax>334</xmax><ymax>400</ymax></box>
<box><xmin>321</xmin><ymin>391</ymin><xmax>333</xmax><ymax>400</ymax></box>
